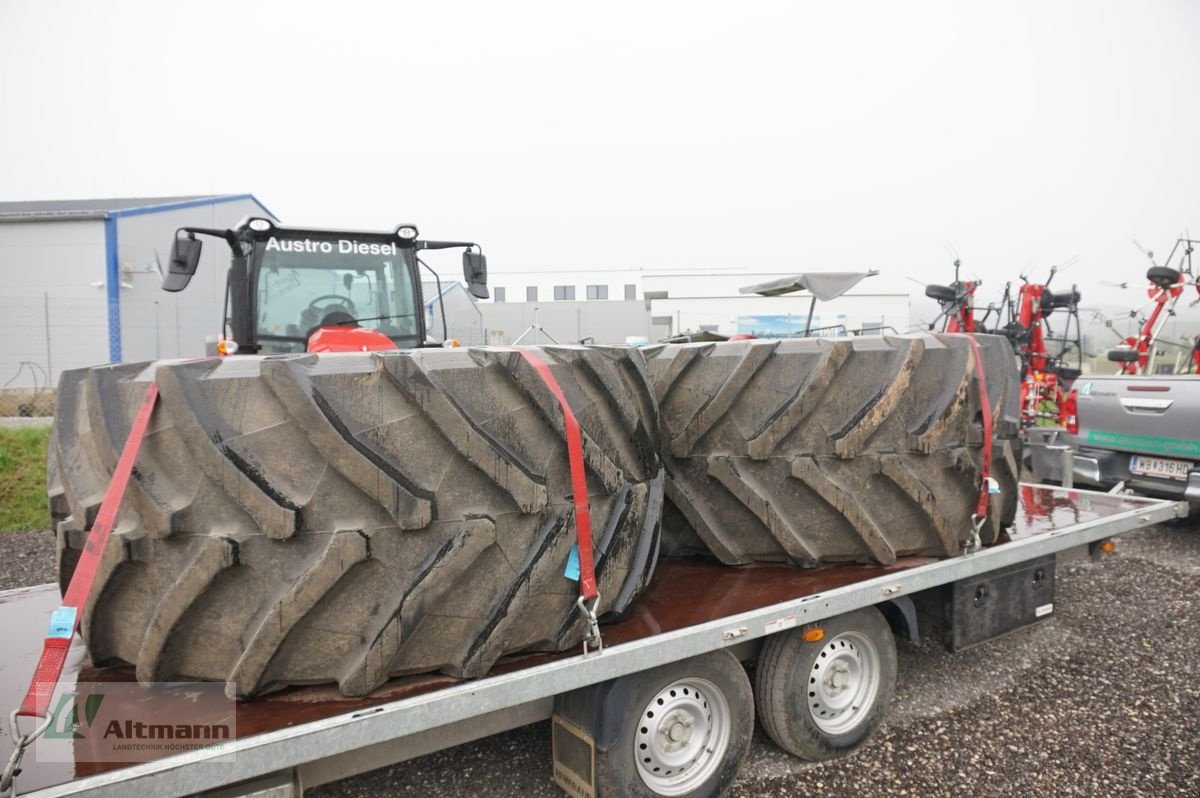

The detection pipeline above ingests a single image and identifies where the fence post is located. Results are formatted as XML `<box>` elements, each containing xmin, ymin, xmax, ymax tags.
<box><xmin>43</xmin><ymin>291</ymin><xmax>52</xmax><ymax>385</ymax></box>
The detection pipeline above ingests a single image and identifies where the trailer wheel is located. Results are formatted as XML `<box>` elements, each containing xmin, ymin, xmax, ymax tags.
<box><xmin>596</xmin><ymin>649</ymin><xmax>753</xmax><ymax>797</ymax></box>
<box><xmin>755</xmin><ymin>607</ymin><xmax>896</xmax><ymax>761</ymax></box>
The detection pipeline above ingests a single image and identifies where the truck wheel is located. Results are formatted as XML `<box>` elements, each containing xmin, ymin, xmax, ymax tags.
<box><xmin>755</xmin><ymin>607</ymin><xmax>896</xmax><ymax>761</ymax></box>
<box><xmin>596</xmin><ymin>650</ymin><xmax>753</xmax><ymax>798</ymax></box>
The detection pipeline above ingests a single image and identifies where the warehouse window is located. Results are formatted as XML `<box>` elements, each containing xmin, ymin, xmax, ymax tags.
<box><xmin>554</xmin><ymin>285</ymin><xmax>575</xmax><ymax>300</ymax></box>
<box><xmin>625</xmin><ymin>284</ymin><xmax>636</xmax><ymax>300</ymax></box>
<box><xmin>699</xmin><ymin>324</ymin><xmax>719</xmax><ymax>333</ymax></box>
<box><xmin>586</xmin><ymin>285</ymin><xmax>609</xmax><ymax>300</ymax></box>
<box><xmin>526</xmin><ymin>286</ymin><xmax>538</xmax><ymax>302</ymax></box>
<box><xmin>493</xmin><ymin>287</ymin><xmax>506</xmax><ymax>303</ymax></box>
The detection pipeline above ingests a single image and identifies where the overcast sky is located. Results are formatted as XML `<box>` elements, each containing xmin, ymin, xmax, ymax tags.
<box><xmin>3</xmin><ymin>0</ymin><xmax>1199</xmax><ymax>318</ymax></box>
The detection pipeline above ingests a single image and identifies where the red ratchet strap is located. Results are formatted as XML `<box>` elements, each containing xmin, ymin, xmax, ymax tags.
<box><xmin>963</xmin><ymin>336</ymin><xmax>994</xmax><ymax>519</ymax></box>
<box><xmin>18</xmin><ymin>382</ymin><xmax>158</xmax><ymax>718</ymax></box>
<box><xmin>510</xmin><ymin>348</ymin><xmax>598</xmax><ymax>601</ymax></box>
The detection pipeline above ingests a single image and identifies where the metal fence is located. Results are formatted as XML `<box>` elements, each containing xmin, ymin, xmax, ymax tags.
<box><xmin>0</xmin><ymin>286</ymin><xmax>483</xmax><ymax>417</ymax></box>
<box><xmin>0</xmin><ymin>293</ymin><xmax>109</xmax><ymax>416</ymax></box>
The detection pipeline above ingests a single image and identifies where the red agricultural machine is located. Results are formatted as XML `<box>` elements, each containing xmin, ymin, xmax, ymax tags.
<box><xmin>924</xmin><ymin>259</ymin><xmax>986</xmax><ymax>333</ymax></box>
<box><xmin>1105</xmin><ymin>238</ymin><xmax>1200</xmax><ymax>375</ymax></box>
<box><xmin>994</xmin><ymin>265</ymin><xmax>1083</xmax><ymax>430</ymax></box>
<box><xmin>926</xmin><ymin>260</ymin><xmax>1082</xmax><ymax>430</ymax></box>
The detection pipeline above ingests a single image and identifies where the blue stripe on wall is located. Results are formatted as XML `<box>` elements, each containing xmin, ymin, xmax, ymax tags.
<box><xmin>101</xmin><ymin>194</ymin><xmax>277</xmax><ymax>363</ymax></box>
<box><xmin>104</xmin><ymin>216</ymin><xmax>121</xmax><ymax>362</ymax></box>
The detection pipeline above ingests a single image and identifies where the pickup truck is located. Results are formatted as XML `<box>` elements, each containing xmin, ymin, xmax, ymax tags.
<box><xmin>1028</xmin><ymin>374</ymin><xmax>1200</xmax><ymax>506</ymax></box>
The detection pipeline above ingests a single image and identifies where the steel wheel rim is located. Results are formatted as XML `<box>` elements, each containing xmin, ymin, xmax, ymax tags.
<box><xmin>807</xmin><ymin>630</ymin><xmax>881</xmax><ymax>735</ymax></box>
<box><xmin>634</xmin><ymin>677</ymin><xmax>732</xmax><ymax>795</ymax></box>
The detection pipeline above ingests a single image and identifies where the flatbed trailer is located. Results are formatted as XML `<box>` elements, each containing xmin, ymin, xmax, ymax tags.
<box><xmin>0</xmin><ymin>485</ymin><xmax>1185</xmax><ymax>798</ymax></box>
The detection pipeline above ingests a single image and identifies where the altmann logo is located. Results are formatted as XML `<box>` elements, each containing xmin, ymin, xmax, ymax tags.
<box><xmin>102</xmin><ymin>719</ymin><xmax>231</xmax><ymax>741</ymax></box>
<box><xmin>266</xmin><ymin>237</ymin><xmax>398</xmax><ymax>256</ymax></box>
<box><xmin>46</xmin><ymin>692</ymin><xmax>231</xmax><ymax>742</ymax></box>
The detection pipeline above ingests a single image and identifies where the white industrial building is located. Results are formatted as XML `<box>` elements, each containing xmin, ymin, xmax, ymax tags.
<box><xmin>479</xmin><ymin>268</ymin><xmax>911</xmax><ymax>344</ymax></box>
<box><xmin>0</xmin><ymin>195</ymin><xmax>275</xmax><ymax>389</ymax></box>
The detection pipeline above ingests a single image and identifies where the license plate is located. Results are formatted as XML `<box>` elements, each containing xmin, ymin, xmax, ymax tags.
<box><xmin>1129</xmin><ymin>455</ymin><xmax>1193</xmax><ymax>481</ymax></box>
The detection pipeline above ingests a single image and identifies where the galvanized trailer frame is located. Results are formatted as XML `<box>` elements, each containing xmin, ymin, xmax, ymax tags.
<box><xmin>10</xmin><ymin>487</ymin><xmax>1187</xmax><ymax>798</ymax></box>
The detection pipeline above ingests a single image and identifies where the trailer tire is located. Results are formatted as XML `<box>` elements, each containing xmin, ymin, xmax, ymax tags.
<box><xmin>755</xmin><ymin>606</ymin><xmax>896</xmax><ymax>761</ymax></box>
<box><xmin>594</xmin><ymin>649</ymin><xmax>753</xmax><ymax>798</ymax></box>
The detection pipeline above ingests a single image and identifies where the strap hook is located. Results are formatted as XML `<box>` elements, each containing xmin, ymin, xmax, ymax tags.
<box><xmin>576</xmin><ymin>594</ymin><xmax>603</xmax><ymax>656</ymax></box>
<box><xmin>2</xmin><ymin>710</ymin><xmax>52</xmax><ymax>797</ymax></box>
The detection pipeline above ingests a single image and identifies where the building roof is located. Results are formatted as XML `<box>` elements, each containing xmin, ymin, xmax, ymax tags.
<box><xmin>0</xmin><ymin>194</ymin><xmax>275</xmax><ymax>222</ymax></box>
<box><xmin>421</xmin><ymin>279</ymin><xmax>461</xmax><ymax>305</ymax></box>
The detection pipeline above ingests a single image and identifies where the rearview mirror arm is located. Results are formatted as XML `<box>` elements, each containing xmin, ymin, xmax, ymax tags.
<box><xmin>417</xmin><ymin>240</ymin><xmax>479</xmax><ymax>252</ymax></box>
<box><xmin>178</xmin><ymin>226</ymin><xmax>240</xmax><ymax>251</ymax></box>
<box><xmin>412</xmin><ymin>240</ymin><xmax>488</xmax><ymax>300</ymax></box>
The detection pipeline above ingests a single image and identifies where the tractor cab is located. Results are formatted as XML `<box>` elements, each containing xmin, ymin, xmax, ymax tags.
<box><xmin>163</xmin><ymin>217</ymin><xmax>487</xmax><ymax>354</ymax></box>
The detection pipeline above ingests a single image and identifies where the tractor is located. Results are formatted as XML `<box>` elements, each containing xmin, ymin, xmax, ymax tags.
<box><xmin>164</xmin><ymin>216</ymin><xmax>488</xmax><ymax>354</ymax></box>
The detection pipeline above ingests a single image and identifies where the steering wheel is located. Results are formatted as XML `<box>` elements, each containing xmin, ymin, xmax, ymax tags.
<box><xmin>308</xmin><ymin>294</ymin><xmax>357</xmax><ymax>314</ymax></box>
<box><xmin>301</xmin><ymin>294</ymin><xmax>359</xmax><ymax>336</ymax></box>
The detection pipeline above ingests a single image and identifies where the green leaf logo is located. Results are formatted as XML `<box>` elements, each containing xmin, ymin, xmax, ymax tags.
<box><xmin>45</xmin><ymin>691</ymin><xmax>105</xmax><ymax>740</ymax></box>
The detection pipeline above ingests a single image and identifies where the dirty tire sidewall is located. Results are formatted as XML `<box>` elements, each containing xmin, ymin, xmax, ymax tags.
<box><xmin>754</xmin><ymin>606</ymin><xmax>896</xmax><ymax>762</ymax></box>
<box><xmin>596</xmin><ymin>649</ymin><xmax>753</xmax><ymax>798</ymax></box>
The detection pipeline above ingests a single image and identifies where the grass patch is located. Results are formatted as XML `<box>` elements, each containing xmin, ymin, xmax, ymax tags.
<box><xmin>0</xmin><ymin>426</ymin><xmax>52</xmax><ymax>531</ymax></box>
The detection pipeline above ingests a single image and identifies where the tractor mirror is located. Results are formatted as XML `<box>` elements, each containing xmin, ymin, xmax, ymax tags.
<box><xmin>463</xmin><ymin>251</ymin><xmax>489</xmax><ymax>299</ymax></box>
<box><xmin>163</xmin><ymin>236</ymin><xmax>203</xmax><ymax>292</ymax></box>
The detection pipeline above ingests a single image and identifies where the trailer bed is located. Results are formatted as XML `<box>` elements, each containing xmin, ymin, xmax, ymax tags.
<box><xmin>0</xmin><ymin>485</ymin><xmax>1184</xmax><ymax>798</ymax></box>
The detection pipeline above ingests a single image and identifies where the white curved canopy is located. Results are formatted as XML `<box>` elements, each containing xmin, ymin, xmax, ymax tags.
<box><xmin>739</xmin><ymin>271</ymin><xmax>879</xmax><ymax>301</ymax></box>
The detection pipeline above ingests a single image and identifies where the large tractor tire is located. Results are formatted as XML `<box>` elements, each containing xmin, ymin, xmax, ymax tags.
<box><xmin>48</xmin><ymin>346</ymin><xmax>663</xmax><ymax>699</ymax></box>
<box><xmin>646</xmin><ymin>333</ymin><xmax>1021</xmax><ymax>566</ymax></box>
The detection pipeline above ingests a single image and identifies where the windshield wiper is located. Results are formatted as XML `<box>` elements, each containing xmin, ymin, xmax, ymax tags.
<box><xmin>327</xmin><ymin>312</ymin><xmax>418</xmax><ymax>326</ymax></box>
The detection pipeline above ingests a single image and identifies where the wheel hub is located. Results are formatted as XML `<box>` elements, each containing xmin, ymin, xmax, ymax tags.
<box><xmin>635</xmin><ymin>678</ymin><xmax>732</xmax><ymax>795</ymax></box>
<box><xmin>808</xmin><ymin>631</ymin><xmax>881</xmax><ymax>735</ymax></box>
<box><xmin>827</xmin><ymin>661</ymin><xmax>851</xmax><ymax>691</ymax></box>
<box><xmin>659</xmin><ymin>709</ymin><xmax>694</xmax><ymax>750</ymax></box>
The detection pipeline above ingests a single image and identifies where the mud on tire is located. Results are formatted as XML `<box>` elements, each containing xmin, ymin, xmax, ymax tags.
<box><xmin>48</xmin><ymin>346</ymin><xmax>663</xmax><ymax>699</ymax></box>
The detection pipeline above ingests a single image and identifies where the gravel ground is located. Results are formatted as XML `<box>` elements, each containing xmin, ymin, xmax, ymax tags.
<box><xmin>0</xmin><ymin>528</ymin><xmax>55</xmax><ymax>591</ymax></box>
<box><xmin>2</xmin><ymin>518</ymin><xmax>1196</xmax><ymax>797</ymax></box>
